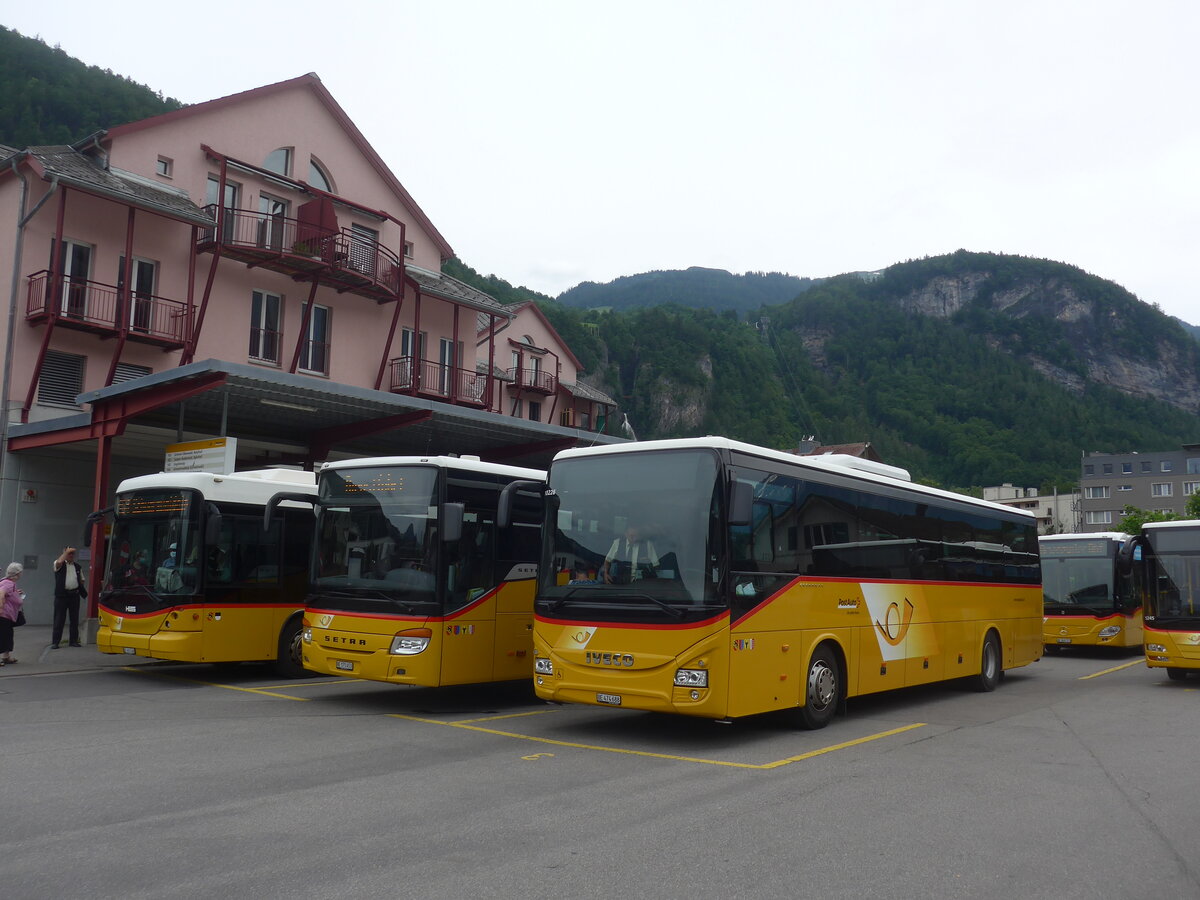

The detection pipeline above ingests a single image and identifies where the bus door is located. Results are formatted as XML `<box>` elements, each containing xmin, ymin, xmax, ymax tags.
<box><xmin>202</xmin><ymin>512</ymin><xmax>283</xmax><ymax>662</ymax></box>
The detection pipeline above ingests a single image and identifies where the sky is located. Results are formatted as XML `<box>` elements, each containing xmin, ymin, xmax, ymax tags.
<box><xmin>7</xmin><ymin>1</ymin><xmax>1199</xmax><ymax>322</ymax></box>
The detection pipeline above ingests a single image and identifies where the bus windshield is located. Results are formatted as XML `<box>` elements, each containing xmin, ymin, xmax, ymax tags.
<box><xmin>1144</xmin><ymin>529</ymin><xmax>1200</xmax><ymax>624</ymax></box>
<box><xmin>105</xmin><ymin>489</ymin><xmax>200</xmax><ymax>601</ymax></box>
<box><xmin>540</xmin><ymin>449</ymin><xmax>722</xmax><ymax>619</ymax></box>
<box><xmin>1041</xmin><ymin>539</ymin><xmax>1119</xmax><ymax>612</ymax></box>
<box><xmin>315</xmin><ymin>466</ymin><xmax>440</xmax><ymax>613</ymax></box>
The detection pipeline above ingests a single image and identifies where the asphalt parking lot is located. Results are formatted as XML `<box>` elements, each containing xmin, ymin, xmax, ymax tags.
<box><xmin>1</xmin><ymin>643</ymin><xmax>1196</xmax><ymax>899</ymax></box>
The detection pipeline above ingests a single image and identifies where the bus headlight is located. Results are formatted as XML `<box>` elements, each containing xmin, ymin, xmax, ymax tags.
<box><xmin>674</xmin><ymin>668</ymin><xmax>708</xmax><ymax>688</ymax></box>
<box><xmin>534</xmin><ymin>657</ymin><xmax>553</xmax><ymax>675</ymax></box>
<box><xmin>1098</xmin><ymin>625</ymin><xmax>1122</xmax><ymax>639</ymax></box>
<box><xmin>389</xmin><ymin>628</ymin><xmax>432</xmax><ymax>655</ymax></box>
<box><xmin>302</xmin><ymin>627</ymin><xmax>313</xmax><ymax>644</ymax></box>
<box><xmin>1147</xmin><ymin>643</ymin><xmax>1167</xmax><ymax>653</ymax></box>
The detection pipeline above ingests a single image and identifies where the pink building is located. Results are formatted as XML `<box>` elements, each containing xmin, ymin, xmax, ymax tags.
<box><xmin>0</xmin><ymin>74</ymin><xmax>617</xmax><ymax>620</ymax></box>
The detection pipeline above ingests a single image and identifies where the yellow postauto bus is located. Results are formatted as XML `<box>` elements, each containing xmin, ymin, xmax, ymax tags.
<box><xmin>1040</xmin><ymin>533</ymin><xmax>1141</xmax><ymax>651</ymax></box>
<box><xmin>530</xmin><ymin>437</ymin><xmax>1043</xmax><ymax>728</ymax></box>
<box><xmin>273</xmin><ymin>456</ymin><xmax>545</xmax><ymax>686</ymax></box>
<box><xmin>1121</xmin><ymin>520</ymin><xmax>1200</xmax><ymax>681</ymax></box>
<box><xmin>94</xmin><ymin>469</ymin><xmax>317</xmax><ymax>675</ymax></box>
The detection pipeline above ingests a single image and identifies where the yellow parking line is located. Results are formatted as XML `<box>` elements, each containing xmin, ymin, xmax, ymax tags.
<box><xmin>254</xmin><ymin>679</ymin><xmax>364</xmax><ymax>690</ymax></box>
<box><xmin>1078</xmin><ymin>659</ymin><xmax>1144</xmax><ymax>680</ymax></box>
<box><xmin>451</xmin><ymin>709</ymin><xmax>557</xmax><ymax>724</ymax></box>
<box><xmin>127</xmin><ymin>667</ymin><xmax>310</xmax><ymax>701</ymax></box>
<box><xmin>390</xmin><ymin>713</ymin><xmax>925</xmax><ymax>769</ymax></box>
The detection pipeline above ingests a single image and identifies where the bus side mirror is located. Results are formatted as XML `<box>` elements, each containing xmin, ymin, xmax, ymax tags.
<box><xmin>1115</xmin><ymin>537</ymin><xmax>1141</xmax><ymax>577</ymax></box>
<box><xmin>442</xmin><ymin>502</ymin><xmax>464</xmax><ymax>543</ymax></box>
<box><xmin>83</xmin><ymin>506</ymin><xmax>114</xmax><ymax>548</ymax></box>
<box><xmin>206</xmin><ymin>503</ymin><xmax>223</xmax><ymax>546</ymax></box>
<box><xmin>263</xmin><ymin>491</ymin><xmax>316</xmax><ymax>532</ymax></box>
<box><xmin>497</xmin><ymin>479</ymin><xmax>544</xmax><ymax>528</ymax></box>
<box><xmin>728</xmin><ymin>481</ymin><xmax>753</xmax><ymax>527</ymax></box>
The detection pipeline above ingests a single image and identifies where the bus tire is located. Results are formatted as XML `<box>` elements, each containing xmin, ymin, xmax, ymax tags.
<box><xmin>972</xmin><ymin>632</ymin><xmax>1002</xmax><ymax>692</ymax></box>
<box><xmin>798</xmin><ymin>643</ymin><xmax>840</xmax><ymax>730</ymax></box>
<box><xmin>1166</xmin><ymin>668</ymin><xmax>1189</xmax><ymax>682</ymax></box>
<box><xmin>274</xmin><ymin>616</ymin><xmax>307</xmax><ymax>678</ymax></box>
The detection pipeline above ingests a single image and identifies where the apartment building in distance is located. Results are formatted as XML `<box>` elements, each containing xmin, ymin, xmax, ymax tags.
<box><xmin>981</xmin><ymin>484</ymin><xmax>1080</xmax><ymax>535</ymax></box>
<box><xmin>0</xmin><ymin>74</ymin><xmax>619</xmax><ymax>620</ymax></box>
<box><xmin>1078</xmin><ymin>445</ymin><xmax>1200</xmax><ymax>531</ymax></box>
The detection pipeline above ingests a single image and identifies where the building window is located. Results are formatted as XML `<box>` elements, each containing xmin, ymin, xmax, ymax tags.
<box><xmin>156</xmin><ymin>156</ymin><xmax>173</xmax><ymax>177</ymax></box>
<box><xmin>1141</xmin><ymin>461</ymin><xmax>1152</xmax><ymax>473</ymax></box>
<box><xmin>1084</xmin><ymin>486</ymin><xmax>1110</xmax><ymax>499</ymax></box>
<box><xmin>298</xmin><ymin>303</ymin><xmax>330</xmax><ymax>375</ymax></box>
<box><xmin>309</xmin><ymin>157</ymin><xmax>332</xmax><ymax>192</ymax></box>
<box><xmin>1083</xmin><ymin>465</ymin><xmax>1094</xmax><ymax>475</ymax></box>
<box><xmin>1156</xmin><ymin>509</ymin><xmax>1174</xmax><ymax>516</ymax></box>
<box><xmin>511</xmin><ymin>398</ymin><xmax>522</xmax><ymax>418</ymax></box>
<box><xmin>37</xmin><ymin>350</ymin><xmax>85</xmax><ymax>407</ymax></box>
<box><xmin>263</xmin><ymin>147</ymin><xmax>293</xmax><ymax>177</ymax></box>
<box><xmin>404</xmin><ymin>241</ymin><xmax>414</xmax><ymax>258</ymax></box>
<box><xmin>249</xmin><ymin>290</ymin><xmax>282</xmax><ymax>365</ymax></box>
<box><xmin>1117</xmin><ymin>484</ymin><xmax>1133</xmax><ymax>492</ymax></box>
<box><xmin>528</xmin><ymin>401</ymin><xmax>541</xmax><ymax>422</ymax></box>
<box><xmin>118</xmin><ymin>256</ymin><xmax>159</xmax><ymax>332</ymax></box>
<box><xmin>1184</xmin><ymin>482</ymin><xmax>1200</xmax><ymax>496</ymax></box>
<box><xmin>1151</xmin><ymin>483</ymin><xmax>1173</xmax><ymax>498</ymax></box>
<box><xmin>1101</xmin><ymin>464</ymin><xmax>1112</xmax><ymax>474</ymax></box>
<box><xmin>112</xmin><ymin>363</ymin><xmax>152</xmax><ymax>384</ymax></box>
<box><xmin>1121</xmin><ymin>462</ymin><xmax>1133</xmax><ymax>474</ymax></box>
<box><xmin>1161</xmin><ymin>460</ymin><xmax>1174</xmax><ymax>473</ymax></box>
<box><xmin>1188</xmin><ymin>458</ymin><xmax>1200</xmax><ymax>475</ymax></box>
<box><xmin>1085</xmin><ymin>511</ymin><xmax>1113</xmax><ymax>525</ymax></box>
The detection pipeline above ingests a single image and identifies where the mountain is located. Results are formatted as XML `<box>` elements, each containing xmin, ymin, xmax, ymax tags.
<box><xmin>0</xmin><ymin>26</ymin><xmax>181</xmax><ymax>147</ymax></box>
<box><xmin>558</xmin><ymin>267</ymin><xmax>817</xmax><ymax>315</ymax></box>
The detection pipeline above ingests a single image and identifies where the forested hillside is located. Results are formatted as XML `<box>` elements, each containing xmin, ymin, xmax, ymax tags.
<box><xmin>559</xmin><ymin>267</ymin><xmax>816</xmax><ymax>314</ymax></box>
<box><xmin>0</xmin><ymin>26</ymin><xmax>180</xmax><ymax>146</ymax></box>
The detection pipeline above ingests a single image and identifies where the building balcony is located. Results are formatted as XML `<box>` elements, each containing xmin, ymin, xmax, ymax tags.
<box><xmin>25</xmin><ymin>270</ymin><xmax>191</xmax><ymax>348</ymax></box>
<box><xmin>389</xmin><ymin>356</ymin><xmax>491</xmax><ymax>409</ymax></box>
<box><xmin>197</xmin><ymin>206</ymin><xmax>402</xmax><ymax>302</ymax></box>
<box><xmin>507</xmin><ymin>366</ymin><xmax>557</xmax><ymax>394</ymax></box>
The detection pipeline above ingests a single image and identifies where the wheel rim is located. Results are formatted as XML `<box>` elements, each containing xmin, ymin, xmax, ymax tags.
<box><xmin>288</xmin><ymin>630</ymin><xmax>303</xmax><ymax>667</ymax></box>
<box><xmin>983</xmin><ymin>641</ymin><xmax>997</xmax><ymax>680</ymax></box>
<box><xmin>808</xmin><ymin>659</ymin><xmax>836</xmax><ymax>711</ymax></box>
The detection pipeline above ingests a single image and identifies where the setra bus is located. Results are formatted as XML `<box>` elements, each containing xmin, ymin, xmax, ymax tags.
<box><xmin>528</xmin><ymin>437</ymin><xmax>1042</xmax><ymax>728</ymax></box>
<box><xmin>93</xmin><ymin>469</ymin><xmax>317</xmax><ymax>675</ymax></box>
<box><xmin>271</xmin><ymin>455</ymin><xmax>545</xmax><ymax>686</ymax></box>
<box><xmin>1040</xmin><ymin>533</ymin><xmax>1141</xmax><ymax>651</ymax></box>
<box><xmin>1120</xmin><ymin>520</ymin><xmax>1200</xmax><ymax>681</ymax></box>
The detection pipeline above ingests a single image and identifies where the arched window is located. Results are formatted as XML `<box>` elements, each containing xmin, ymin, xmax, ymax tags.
<box><xmin>263</xmin><ymin>148</ymin><xmax>292</xmax><ymax>176</ymax></box>
<box><xmin>309</xmin><ymin>157</ymin><xmax>333</xmax><ymax>192</ymax></box>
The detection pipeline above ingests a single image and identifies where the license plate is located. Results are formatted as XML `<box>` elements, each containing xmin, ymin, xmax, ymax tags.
<box><xmin>335</xmin><ymin>659</ymin><xmax>354</xmax><ymax>671</ymax></box>
<box><xmin>123</xmin><ymin>647</ymin><xmax>136</xmax><ymax>654</ymax></box>
<box><xmin>1056</xmin><ymin>638</ymin><xmax>1073</xmax><ymax>644</ymax></box>
<box><xmin>596</xmin><ymin>692</ymin><xmax>622</xmax><ymax>706</ymax></box>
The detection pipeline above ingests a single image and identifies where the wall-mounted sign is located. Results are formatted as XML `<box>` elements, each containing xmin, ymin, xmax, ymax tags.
<box><xmin>164</xmin><ymin>437</ymin><xmax>238</xmax><ymax>474</ymax></box>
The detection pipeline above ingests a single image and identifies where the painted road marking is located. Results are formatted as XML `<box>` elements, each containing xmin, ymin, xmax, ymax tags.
<box><xmin>126</xmin><ymin>667</ymin><xmax>311</xmax><ymax>701</ymax></box>
<box><xmin>1078</xmin><ymin>659</ymin><xmax>1144</xmax><ymax>680</ymax></box>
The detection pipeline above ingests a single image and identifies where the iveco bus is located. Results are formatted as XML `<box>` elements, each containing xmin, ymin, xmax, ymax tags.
<box><xmin>1121</xmin><ymin>520</ymin><xmax>1200</xmax><ymax>680</ymax></box>
<box><xmin>530</xmin><ymin>438</ymin><xmax>1042</xmax><ymax>728</ymax></box>
<box><xmin>94</xmin><ymin>469</ymin><xmax>317</xmax><ymax>675</ymax></box>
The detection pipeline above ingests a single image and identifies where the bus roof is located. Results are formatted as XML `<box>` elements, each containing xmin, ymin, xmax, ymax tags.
<box><xmin>1040</xmin><ymin>532</ymin><xmax>1130</xmax><ymax>543</ymax></box>
<box><xmin>116</xmin><ymin>468</ymin><xmax>317</xmax><ymax>506</ymax></box>
<box><xmin>553</xmin><ymin>437</ymin><xmax>1036</xmax><ymax>520</ymax></box>
<box><xmin>321</xmin><ymin>455</ymin><xmax>545</xmax><ymax>482</ymax></box>
<box><xmin>1144</xmin><ymin>519</ymin><xmax>1200</xmax><ymax>532</ymax></box>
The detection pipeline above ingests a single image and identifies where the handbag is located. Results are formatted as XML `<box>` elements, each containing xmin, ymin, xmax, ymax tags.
<box><xmin>13</xmin><ymin>609</ymin><xmax>25</xmax><ymax>627</ymax></box>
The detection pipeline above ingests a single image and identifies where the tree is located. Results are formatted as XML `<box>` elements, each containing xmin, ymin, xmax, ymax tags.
<box><xmin>1116</xmin><ymin>505</ymin><xmax>1180</xmax><ymax>534</ymax></box>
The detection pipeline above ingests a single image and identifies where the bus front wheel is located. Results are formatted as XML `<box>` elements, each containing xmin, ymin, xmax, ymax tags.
<box><xmin>798</xmin><ymin>643</ymin><xmax>840</xmax><ymax>730</ymax></box>
<box><xmin>274</xmin><ymin>617</ymin><xmax>307</xmax><ymax>678</ymax></box>
<box><xmin>972</xmin><ymin>632</ymin><xmax>1002</xmax><ymax>692</ymax></box>
<box><xmin>1166</xmin><ymin>668</ymin><xmax>1189</xmax><ymax>682</ymax></box>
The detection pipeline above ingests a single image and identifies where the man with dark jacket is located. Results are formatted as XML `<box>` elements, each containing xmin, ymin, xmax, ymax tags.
<box><xmin>52</xmin><ymin>546</ymin><xmax>87</xmax><ymax>648</ymax></box>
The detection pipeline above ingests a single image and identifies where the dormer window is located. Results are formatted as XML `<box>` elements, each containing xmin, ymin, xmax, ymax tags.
<box><xmin>309</xmin><ymin>157</ymin><xmax>332</xmax><ymax>192</ymax></box>
<box><xmin>263</xmin><ymin>147</ymin><xmax>293</xmax><ymax>176</ymax></box>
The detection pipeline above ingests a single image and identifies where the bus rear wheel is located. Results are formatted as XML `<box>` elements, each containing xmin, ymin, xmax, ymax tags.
<box><xmin>1166</xmin><ymin>668</ymin><xmax>1189</xmax><ymax>682</ymax></box>
<box><xmin>274</xmin><ymin>617</ymin><xmax>307</xmax><ymax>678</ymax></box>
<box><xmin>971</xmin><ymin>632</ymin><xmax>1002</xmax><ymax>692</ymax></box>
<box><xmin>798</xmin><ymin>643</ymin><xmax>840</xmax><ymax>730</ymax></box>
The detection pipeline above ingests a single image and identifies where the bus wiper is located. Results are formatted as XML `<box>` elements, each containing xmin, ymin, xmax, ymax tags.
<box><xmin>542</xmin><ymin>589</ymin><xmax>685</xmax><ymax>619</ymax></box>
<box><xmin>318</xmin><ymin>588</ymin><xmax>417</xmax><ymax>613</ymax></box>
<box><xmin>629</xmin><ymin>592</ymin><xmax>685</xmax><ymax>619</ymax></box>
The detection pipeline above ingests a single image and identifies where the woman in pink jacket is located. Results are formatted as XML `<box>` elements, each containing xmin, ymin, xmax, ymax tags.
<box><xmin>0</xmin><ymin>561</ymin><xmax>25</xmax><ymax>665</ymax></box>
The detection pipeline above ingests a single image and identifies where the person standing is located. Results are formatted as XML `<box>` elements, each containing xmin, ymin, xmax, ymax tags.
<box><xmin>52</xmin><ymin>546</ymin><xmax>87</xmax><ymax>649</ymax></box>
<box><xmin>0</xmin><ymin>562</ymin><xmax>25</xmax><ymax>665</ymax></box>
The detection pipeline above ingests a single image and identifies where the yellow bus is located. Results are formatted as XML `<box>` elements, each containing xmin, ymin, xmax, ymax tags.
<box><xmin>530</xmin><ymin>437</ymin><xmax>1042</xmax><ymax>728</ymax></box>
<box><xmin>277</xmin><ymin>456</ymin><xmax>545</xmax><ymax>686</ymax></box>
<box><xmin>93</xmin><ymin>469</ymin><xmax>317</xmax><ymax>675</ymax></box>
<box><xmin>1122</xmin><ymin>520</ymin><xmax>1200</xmax><ymax>681</ymax></box>
<box><xmin>1040</xmin><ymin>533</ymin><xmax>1141</xmax><ymax>651</ymax></box>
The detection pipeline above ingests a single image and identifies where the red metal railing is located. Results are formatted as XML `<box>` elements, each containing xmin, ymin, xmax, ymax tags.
<box><xmin>507</xmin><ymin>366</ymin><xmax>557</xmax><ymax>393</ymax></box>
<box><xmin>249</xmin><ymin>327</ymin><xmax>283</xmax><ymax>365</ymax></box>
<box><xmin>199</xmin><ymin>206</ymin><xmax>403</xmax><ymax>297</ymax></box>
<box><xmin>26</xmin><ymin>271</ymin><xmax>191</xmax><ymax>343</ymax></box>
<box><xmin>389</xmin><ymin>356</ymin><xmax>490</xmax><ymax>407</ymax></box>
